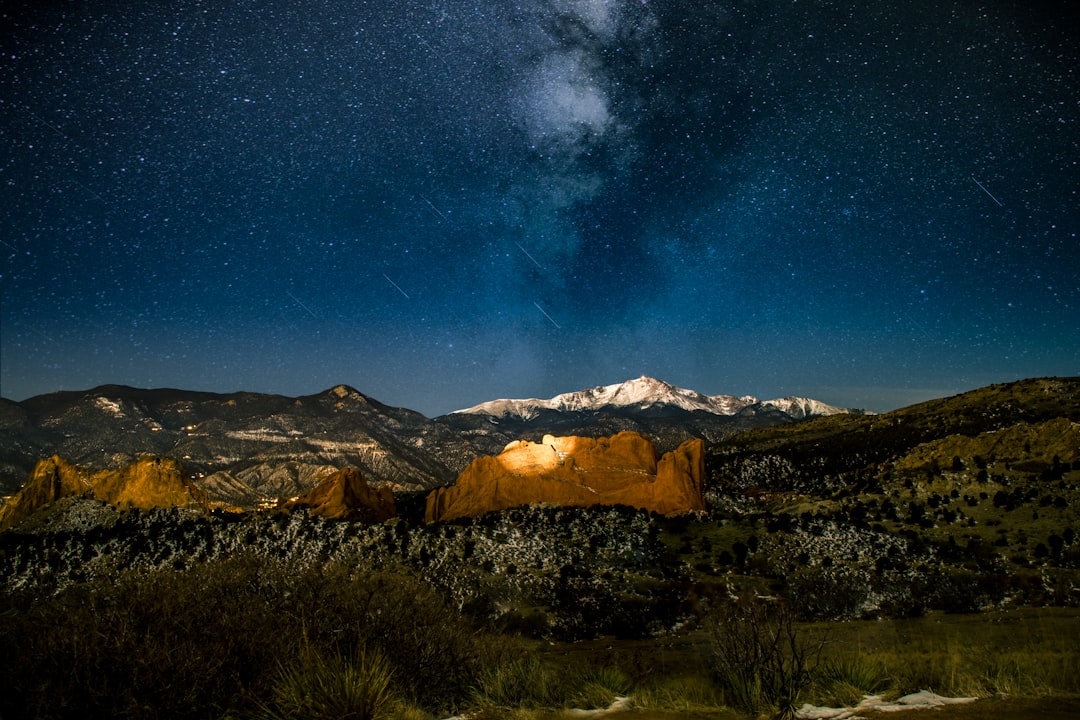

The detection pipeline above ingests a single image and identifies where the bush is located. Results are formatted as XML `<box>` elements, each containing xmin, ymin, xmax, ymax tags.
<box><xmin>705</xmin><ymin>598</ymin><xmax>824</xmax><ymax>719</ymax></box>
<box><xmin>0</xmin><ymin>554</ymin><xmax>295</xmax><ymax>719</ymax></box>
<box><xmin>282</xmin><ymin>561</ymin><xmax>482</xmax><ymax>710</ymax></box>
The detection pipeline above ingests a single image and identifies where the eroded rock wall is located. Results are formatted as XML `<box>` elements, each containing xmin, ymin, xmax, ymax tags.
<box><xmin>425</xmin><ymin>431</ymin><xmax>704</xmax><ymax>522</ymax></box>
<box><xmin>0</xmin><ymin>455</ymin><xmax>207</xmax><ymax>530</ymax></box>
<box><xmin>283</xmin><ymin>467</ymin><xmax>396</xmax><ymax>522</ymax></box>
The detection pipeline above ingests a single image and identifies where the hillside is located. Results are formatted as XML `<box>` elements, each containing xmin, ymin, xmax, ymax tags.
<box><xmin>0</xmin><ymin>378</ymin><xmax>1076</xmax><ymax>633</ymax></box>
<box><xmin>706</xmin><ymin>376</ymin><xmax>1080</xmax><ymax>496</ymax></box>
<box><xmin>0</xmin><ymin>384</ymin><xmax>478</xmax><ymax>500</ymax></box>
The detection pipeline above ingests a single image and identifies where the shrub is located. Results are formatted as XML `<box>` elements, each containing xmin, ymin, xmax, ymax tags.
<box><xmin>282</xmin><ymin>561</ymin><xmax>482</xmax><ymax>710</ymax></box>
<box><xmin>705</xmin><ymin>598</ymin><xmax>824</xmax><ymax>718</ymax></box>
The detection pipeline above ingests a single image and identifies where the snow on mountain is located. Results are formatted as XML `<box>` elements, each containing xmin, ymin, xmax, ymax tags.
<box><xmin>759</xmin><ymin>397</ymin><xmax>850</xmax><ymax>419</ymax></box>
<box><xmin>450</xmin><ymin>376</ymin><xmax>850</xmax><ymax>421</ymax></box>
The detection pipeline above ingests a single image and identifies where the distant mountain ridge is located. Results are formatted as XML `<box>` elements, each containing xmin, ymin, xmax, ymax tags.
<box><xmin>0</xmin><ymin>384</ymin><xmax>478</xmax><ymax>502</ymax></box>
<box><xmin>0</xmin><ymin>377</ymin><xmax>858</xmax><ymax>506</ymax></box>
<box><xmin>437</xmin><ymin>376</ymin><xmax>859</xmax><ymax>458</ymax></box>
<box><xmin>451</xmin><ymin>376</ymin><xmax>854</xmax><ymax>420</ymax></box>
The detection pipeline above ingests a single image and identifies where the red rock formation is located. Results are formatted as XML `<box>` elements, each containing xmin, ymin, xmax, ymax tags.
<box><xmin>424</xmin><ymin>431</ymin><xmax>704</xmax><ymax>522</ymax></box>
<box><xmin>283</xmin><ymin>467</ymin><xmax>396</xmax><ymax>522</ymax></box>
<box><xmin>0</xmin><ymin>455</ymin><xmax>207</xmax><ymax>530</ymax></box>
<box><xmin>93</xmin><ymin>456</ymin><xmax>208</xmax><ymax>510</ymax></box>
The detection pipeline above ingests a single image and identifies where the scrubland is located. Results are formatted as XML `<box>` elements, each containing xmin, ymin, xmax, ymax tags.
<box><xmin>2</xmin><ymin>552</ymin><xmax>1077</xmax><ymax>720</ymax></box>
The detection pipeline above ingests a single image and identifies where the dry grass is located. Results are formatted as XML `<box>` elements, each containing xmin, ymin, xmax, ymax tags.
<box><xmin>1</xmin><ymin>550</ymin><xmax>1076</xmax><ymax>720</ymax></box>
<box><xmin>812</xmin><ymin>608</ymin><xmax>1080</xmax><ymax>699</ymax></box>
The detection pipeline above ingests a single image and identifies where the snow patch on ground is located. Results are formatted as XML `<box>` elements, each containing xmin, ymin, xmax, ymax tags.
<box><xmin>564</xmin><ymin>696</ymin><xmax>633</xmax><ymax>717</ymax></box>
<box><xmin>797</xmin><ymin>691</ymin><xmax>978</xmax><ymax>719</ymax></box>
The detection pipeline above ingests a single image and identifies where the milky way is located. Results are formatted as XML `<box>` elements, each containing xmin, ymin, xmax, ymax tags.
<box><xmin>2</xmin><ymin>1</ymin><xmax>1077</xmax><ymax>415</ymax></box>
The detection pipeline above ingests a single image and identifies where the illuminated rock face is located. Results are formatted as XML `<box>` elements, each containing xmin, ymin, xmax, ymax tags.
<box><xmin>283</xmin><ymin>467</ymin><xmax>396</xmax><ymax>522</ymax></box>
<box><xmin>0</xmin><ymin>455</ymin><xmax>207</xmax><ymax>530</ymax></box>
<box><xmin>424</xmin><ymin>431</ymin><xmax>704</xmax><ymax>522</ymax></box>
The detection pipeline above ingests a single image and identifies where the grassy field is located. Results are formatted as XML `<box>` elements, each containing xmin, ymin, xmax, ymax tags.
<box><xmin>528</xmin><ymin>608</ymin><xmax>1080</xmax><ymax>719</ymax></box>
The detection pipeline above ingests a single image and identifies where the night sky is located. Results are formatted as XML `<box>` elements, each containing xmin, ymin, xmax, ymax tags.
<box><xmin>2</xmin><ymin>1</ymin><xmax>1077</xmax><ymax>416</ymax></box>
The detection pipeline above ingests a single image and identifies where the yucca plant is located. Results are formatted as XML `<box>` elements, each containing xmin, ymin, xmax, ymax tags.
<box><xmin>815</xmin><ymin>656</ymin><xmax>889</xmax><ymax>707</ymax></box>
<box><xmin>567</xmin><ymin>665</ymin><xmax>633</xmax><ymax>709</ymax></box>
<box><xmin>469</xmin><ymin>654</ymin><xmax>559</xmax><ymax>709</ymax></box>
<box><xmin>256</xmin><ymin>646</ymin><xmax>396</xmax><ymax>720</ymax></box>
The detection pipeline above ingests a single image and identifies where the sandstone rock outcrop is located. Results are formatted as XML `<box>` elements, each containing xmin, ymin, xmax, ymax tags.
<box><xmin>0</xmin><ymin>455</ymin><xmax>207</xmax><ymax>530</ymax></box>
<box><xmin>282</xmin><ymin>467</ymin><xmax>396</xmax><ymax>522</ymax></box>
<box><xmin>424</xmin><ymin>431</ymin><xmax>704</xmax><ymax>522</ymax></box>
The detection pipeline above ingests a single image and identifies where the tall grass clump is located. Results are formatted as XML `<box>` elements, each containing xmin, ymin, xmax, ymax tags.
<box><xmin>566</xmin><ymin>665</ymin><xmax>633</xmax><ymax>709</ymax></box>
<box><xmin>814</xmin><ymin>656</ymin><xmax>890</xmax><ymax>707</ymax></box>
<box><xmin>469</xmin><ymin>655</ymin><xmax>637</xmax><ymax>713</ymax></box>
<box><xmin>470</xmin><ymin>654</ymin><xmax>561</xmax><ymax>710</ymax></box>
<box><xmin>255</xmin><ymin>647</ymin><xmax>396</xmax><ymax>720</ymax></box>
<box><xmin>634</xmin><ymin>674</ymin><xmax>726</xmax><ymax>713</ymax></box>
<box><xmin>808</xmin><ymin>609</ymin><xmax>1080</xmax><ymax>703</ymax></box>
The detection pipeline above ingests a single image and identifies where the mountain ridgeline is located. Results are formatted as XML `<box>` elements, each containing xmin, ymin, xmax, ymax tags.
<box><xmin>707</xmin><ymin>376</ymin><xmax>1080</xmax><ymax>499</ymax></box>
<box><xmin>0</xmin><ymin>376</ymin><xmax>860</xmax><ymax>505</ymax></box>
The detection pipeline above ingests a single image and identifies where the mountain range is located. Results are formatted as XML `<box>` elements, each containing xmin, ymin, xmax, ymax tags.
<box><xmin>0</xmin><ymin>377</ymin><xmax>858</xmax><ymax>506</ymax></box>
<box><xmin>437</xmin><ymin>376</ymin><xmax>863</xmax><ymax>459</ymax></box>
<box><xmin>451</xmin><ymin>376</ymin><xmax>850</xmax><ymax>420</ymax></box>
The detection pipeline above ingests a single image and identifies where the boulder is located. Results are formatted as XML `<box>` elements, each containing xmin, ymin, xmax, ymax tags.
<box><xmin>282</xmin><ymin>467</ymin><xmax>396</xmax><ymax>522</ymax></box>
<box><xmin>425</xmin><ymin>431</ymin><xmax>704</xmax><ymax>522</ymax></box>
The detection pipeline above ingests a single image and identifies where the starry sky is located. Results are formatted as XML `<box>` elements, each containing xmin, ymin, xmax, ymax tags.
<box><xmin>2</xmin><ymin>0</ymin><xmax>1077</xmax><ymax>417</ymax></box>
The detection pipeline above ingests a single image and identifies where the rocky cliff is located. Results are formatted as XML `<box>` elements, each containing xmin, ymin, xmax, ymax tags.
<box><xmin>282</xmin><ymin>467</ymin><xmax>396</xmax><ymax>522</ymax></box>
<box><xmin>424</xmin><ymin>431</ymin><xmax>704</xmax><ymax>522</ymax></box>
<box><xmin>0</xmin><ymin>455</ymin><xmax>207</xmax><ymax>530</ymax></box>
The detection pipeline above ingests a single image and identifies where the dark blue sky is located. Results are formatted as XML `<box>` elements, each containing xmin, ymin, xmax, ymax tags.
<box><xmin>2</xmin><ymin>1</ymin><xmax>1077</xmax><ymax>416</ymax></box>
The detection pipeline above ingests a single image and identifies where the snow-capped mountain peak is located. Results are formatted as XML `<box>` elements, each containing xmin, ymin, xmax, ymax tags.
<box><xmin>550</xmin><ymin>376</ymin><xmax>722</xmax><ymax>414</ymax></box>
<box><xmin>759</xmin><ymin>396</ymin><xmax>850</xmax><ymax>419</ymax></box>
<box><xmin>450</xmin><ymin>377</ymin><xmax>852</xmax><ymax>421</ymax></box>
